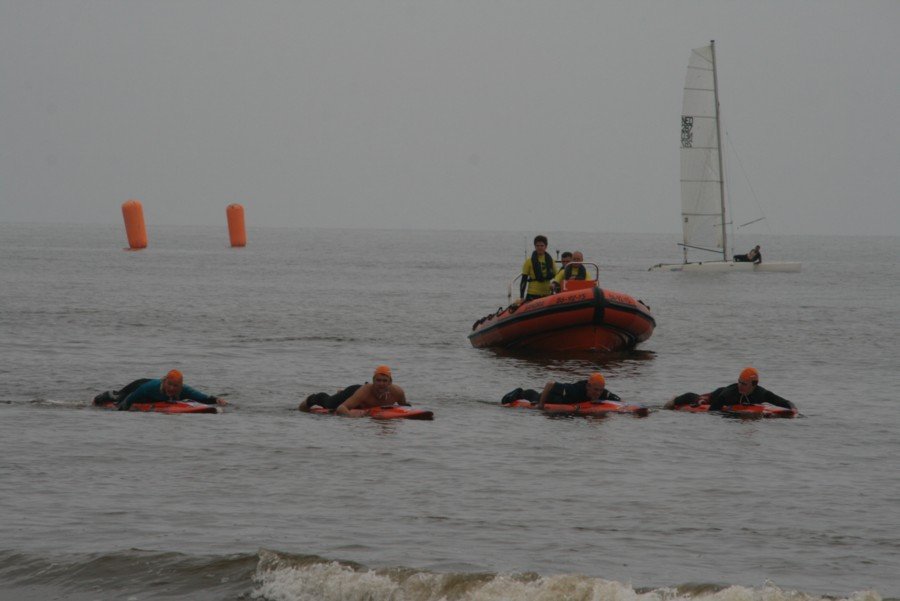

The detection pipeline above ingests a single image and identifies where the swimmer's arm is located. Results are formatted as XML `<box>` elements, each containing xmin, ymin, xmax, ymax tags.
<box><xmin>604</xmin><ymin>390</ymin><xmax>622</xmax><ymax>402</ymax></box>
<box><xmin>180</xmin><ymin>385</ymin><xmax>228</xmax><ymax>406</ymax></box>
<box><xmin>335</xmin><ymin>386</ymin><xmax>368</xmax><ymax>417</ymax></box>
<box><xmin>763</xmin><ymin>389</ymin><xmax>796</xmax><ymax>410</ymax></box>
<box><xmin>537</xmin><ymin>381</ymin><xmax>556</xmax><ymax>409</ymax></box>
<box><xmin>396</xmin><ymin>387</ymin><xmax>409</xmax><ymax>406</ymax></box>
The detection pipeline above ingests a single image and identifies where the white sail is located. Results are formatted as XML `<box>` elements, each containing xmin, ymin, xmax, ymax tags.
<box><xmin>680</xmin><ymin>43</ymin><xmax>726</xmax><ymax>260</ymax></box>
<box><xmin>649</xmin><ymin>41</ymin><xmax>801</xmax><ymax>273</ymax></box>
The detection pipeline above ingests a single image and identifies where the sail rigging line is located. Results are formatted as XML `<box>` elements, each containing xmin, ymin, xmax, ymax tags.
<box><xmin>709</xmin><ymin>40</ymin><xmax>728</xmax><ymax>261</ymax></box>
<box><xmin>725</xmin><ymin>130</ymin><xmax>775</xmax><ymax>234</ymax></box>
<box><xmin>677</xmin><ymin>242</ymin><xmax>725</xmax><ymax>254</ymax></box>
<box><xmin>739</xmin><ymin>216</ymin><xmax>766</xmax><ymax>228</ymax></box>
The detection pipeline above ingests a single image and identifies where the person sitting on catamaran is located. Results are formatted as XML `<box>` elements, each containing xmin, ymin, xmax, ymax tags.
<box><xmin>734</xmin><ymin>245</ymin><xmax>762</xmax><ymax>264</ymax></box>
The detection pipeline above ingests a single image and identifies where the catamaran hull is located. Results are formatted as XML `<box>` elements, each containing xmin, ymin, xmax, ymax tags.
<box><xmin>648</xmin><ymin>261</ymin><xmax>801</xmax><ymax>272</ymax></box>
<box><xmin>468</xmin><ymin>287</ymin><xmax>655</xmax><ymax>352</ymax></box>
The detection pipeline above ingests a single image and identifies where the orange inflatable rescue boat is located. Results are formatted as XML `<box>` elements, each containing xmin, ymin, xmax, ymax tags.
<box><xmin>469</xmin><ymin>264</ymin><xmax>655</xmax><ymax>352</ymax></box>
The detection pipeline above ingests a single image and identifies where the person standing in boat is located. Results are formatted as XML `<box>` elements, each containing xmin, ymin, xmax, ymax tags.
<box><xmin>96</xmin><ymin>369</ymin><xmax>226</xmax><ymax>411</ymax></box>
<box><xmin>298</xmin><ymin>365</ymin><xmax>408</xmax><ymax>416</ymax></box>
<box><xmin>666</xmin><ymin>367</ymin><xmax>795</xmax><ymax>412</ymax></box>
<box><xmin>519</xmin><ymin>235</ymin><xmax>557</xmax><ymax>301</ymax></box>
<box><xmin>734</xmin><ymin>245</ymin><xmax>762</xmax><ymax>264</ymax></box>
<box><xmin>500</xmin><ymin>373</ymin><xmax>620</xmax><ymax>407</ymax></box>
<box><xmin>551</xmin><ymin>250</ymin><xmax>588</xmax><ymax>293</ymax></box>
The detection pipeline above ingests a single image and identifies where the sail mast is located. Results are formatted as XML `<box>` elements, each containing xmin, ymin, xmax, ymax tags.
<box><xmin>710</xmin><ymin>40</ymin><xmax>728</xmax><ymax>261</ymax></box>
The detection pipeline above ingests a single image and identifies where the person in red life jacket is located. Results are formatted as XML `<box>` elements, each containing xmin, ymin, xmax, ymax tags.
<box><xmin>298</xmin><ymin>365</ymin><xmax>408</xmax><ymax>417</ymax></box>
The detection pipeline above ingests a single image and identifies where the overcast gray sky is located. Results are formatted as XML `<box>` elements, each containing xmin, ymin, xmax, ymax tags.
<box><xmin>1</xmin><ymin>1</ymin><xmax>897</xmax><ymax>235</ymax></box>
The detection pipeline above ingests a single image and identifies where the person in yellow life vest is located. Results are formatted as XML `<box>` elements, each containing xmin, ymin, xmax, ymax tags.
<box><xmin>551</xmin><ymin>250</ymin><xmax>587</xmax><ymax>293</ymax></box>
<box><xmin>519</xmin><ymin>235</ymin><xmax>557</xmax><ymax>301</ymax></box>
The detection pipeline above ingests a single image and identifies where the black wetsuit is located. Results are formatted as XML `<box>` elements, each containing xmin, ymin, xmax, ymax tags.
<box><xmin>669</xmin><ymin>392</ymin><xmax>704</xmax><ymax>407</ymax></box>
<box><xmin>706</xmin><ymin>383</ymin><xmax>793</xmax><ymax>412</ymax></box>
<box><xmin>549</xmin><ymin>380</ymin><xmax>621</xmax><ymax>403</ymax></box>
<box><xmin>500</xmin><ymin>387</ymin><xmax>541</xmax><ymax>404</ymax></box>
<box><xmin>94</xmin><ymin>378</ymin><xmax>218</xmax><ymax>410</ymax></box>
<box><xmin>734</xmin><ymin>250</ymin><xmax>762</xmax><ymax>264</ymax></box>
<box><xmin>92</xmin><ymin>378</ymin><xmax>151</xmax><ymax>406</ymax></box>
<box><xmin>500</xmin><ymin>381</ymin><xmax>620</xmax><ymax>405</ymax></box>
<box><xmin>304</xmin><ymin>384</ymin><xmax>363</xmax><ymax>412</ymax></box>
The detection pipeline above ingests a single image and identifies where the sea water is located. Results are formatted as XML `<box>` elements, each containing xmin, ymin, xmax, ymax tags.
<box><xmin>0</xmin><ymin>223</ymin><xmax>898</xmax><ymax>601</ymax></box>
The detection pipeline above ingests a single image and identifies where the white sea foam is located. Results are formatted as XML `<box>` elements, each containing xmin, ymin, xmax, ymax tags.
<box><xmin>251</xmin><ymin>553</ymin><xmax>884</xmax><ymax>601</ymax></box>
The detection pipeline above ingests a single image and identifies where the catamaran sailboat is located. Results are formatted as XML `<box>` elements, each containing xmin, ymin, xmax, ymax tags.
<box><xmin>649</xmin><ymin>41</ymin><xmax>801</xmax><ymax>273</ymax></box>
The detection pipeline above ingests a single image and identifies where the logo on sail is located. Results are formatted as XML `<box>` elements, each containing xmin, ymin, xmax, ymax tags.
<box><xmin>681</xmin><ymin>116</ymin><xmax>693</xmax><ymax>148</ymax></box>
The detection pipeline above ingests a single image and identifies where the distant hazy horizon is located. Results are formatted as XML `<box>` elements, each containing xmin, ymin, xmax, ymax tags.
<box><xmin>2</xmin><ymin>2</ymin><xmax>898</xmax><ymax>236</ymax></box>
<box><xmin>6</xmin><ymin>220</ymin><xmax>899</xmax><ymax>241</ymax></box>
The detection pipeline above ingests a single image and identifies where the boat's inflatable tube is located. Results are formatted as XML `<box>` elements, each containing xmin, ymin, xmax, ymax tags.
<box><xmin>94</xmin><ymin>399</ymin><xmax>218</xmax><ymax>414</ymax></box>
<box><xmin>310</xmin><ymin>405</ymin><xmax>434</xmax><ymax>420</ymax></box>
<box><xmin>668</xmin><ymin>394</ymin><xmax>797</xmax><ymax>418</ymax></box>
<box><xmin>505</xmin><ymin>399</ymin><xmax>649</xmax><ymax>417</ymax></box>
<box><xmin>469</xmin><ymin>286</ymin><xmax>655</xmax><ymax>352</ymax></box>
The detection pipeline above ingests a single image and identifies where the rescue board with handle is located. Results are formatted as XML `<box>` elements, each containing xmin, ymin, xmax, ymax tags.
<box><xmin>669</xmin><ymin>394</ymin><xmax>797</xmax><ymax>418</ymax></box>
<box><xmin>309</xmin><ymin>405</ymin><xmax>434</xmax><ymax>420</ymax></box>
<box><xmin>504</xmin><ymin>399</ymin><xmax>649</xmax><ymax>417</ymax></box>
<box><xmin>94</xmin><ymin>399</ymin><xmax>218</xmax><ymax>414</ymax></box>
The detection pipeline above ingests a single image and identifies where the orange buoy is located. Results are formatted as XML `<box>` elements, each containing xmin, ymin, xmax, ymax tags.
<box><xmin>226</xmin><ymin>203</ymin><xmax>246</xmax><ymax>247</ymax></box>
<box><xmin>121</xmin><ymin>199</ymin><xmax>147</xmax><ymax>249</ymax></box>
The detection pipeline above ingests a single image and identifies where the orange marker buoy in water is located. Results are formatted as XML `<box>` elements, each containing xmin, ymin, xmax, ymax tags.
<box><xmin>121</xmin><ymin>199</ymin><xmax>147</xmax><ymax>249</ymax></box>
<box><xmin>226</xmin><ymin>203</ymin><xmax>246</xmax><ymax>247</ymax></box>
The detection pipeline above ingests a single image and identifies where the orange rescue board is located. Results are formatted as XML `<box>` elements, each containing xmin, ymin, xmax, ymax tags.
<box><xmin>670</xmin><ymin>395</ymin><xmax>797</xmax><ymax>418</ymax></box>
<box><xmin>94</xmin><ymin>400</ymin><xmax>217</xmax><ymax>414</ymax></box>
<box><xmin>505</xmin><ymin>399</ymin><xmax>649</xmax><ymax>417</ymax></box>
<box><xmin>310</xmin><ymin>405</ymin><xmax>434</xmax><ymax>420</ymax></box>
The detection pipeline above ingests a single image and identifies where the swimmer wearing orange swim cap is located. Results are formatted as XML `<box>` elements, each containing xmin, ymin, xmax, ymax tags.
<box><xmin>111</xmin><ymin>370</ymin><xmax>226</xmax><ymax>411</ymax></box>
<box><xmin>739</xmin><ymin>367</ymin><xmax>759</xmax><ymax>384</ymax></box>
<box><xmin>588</xmin><ymin>373</ymin><xmax>606</xmax><ymax>389</ymax></box>
<box><xmin>704</xmin><ymin>366</ymin><xmax>795</xmax><ymax>412</ymax></box>
<box><xmin>536</xmin><ymin>371</ymin><xmax>620</xmax><ymax>409</ymax></box>
<box><xmin>330</xmin><ymin>366</ymin><xmax>407</xmax><ymax>416</ymax></box>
